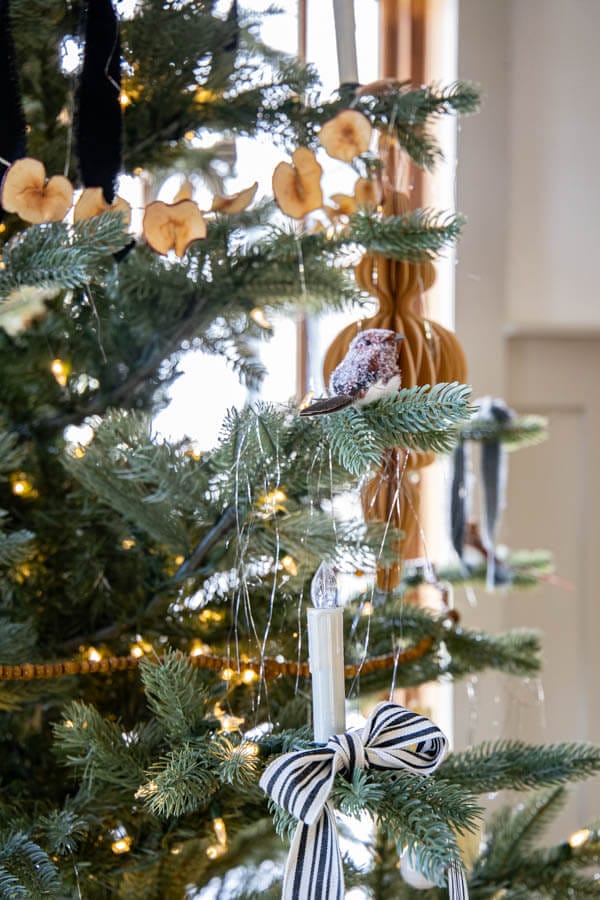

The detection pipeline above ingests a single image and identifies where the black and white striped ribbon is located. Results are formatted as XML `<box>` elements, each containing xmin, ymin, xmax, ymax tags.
<box><xmin>260</xmin><ymin>701</ymin><xmax>469</xmax><ymax>899</ymax></box>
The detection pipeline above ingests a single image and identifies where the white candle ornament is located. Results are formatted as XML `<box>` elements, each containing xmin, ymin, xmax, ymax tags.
<box><xmin>307</xmin><ymin>562</ymin><xmax>346</xmax><ymax>742</ymax></box>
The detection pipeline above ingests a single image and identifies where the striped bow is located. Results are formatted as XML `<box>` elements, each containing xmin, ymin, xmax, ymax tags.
<box><xmin>260</xmin><ymin>701</ymin><xmax>468</xmax><ymax>900</ymax></box>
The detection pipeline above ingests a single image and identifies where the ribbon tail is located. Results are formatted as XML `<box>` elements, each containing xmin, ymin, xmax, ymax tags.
<box><xmin>76</xmin><ymin>0</ymin><xmax>122</xmax><ymax>203</ymax></box>
<box><xmin>282</xmin><ymin>802</ymin><xmax>343</xmax><ymax>900</ymax></box>
<box><xmin>448</xmin><ymin>860</ymin><xmax>469</xmax><ymax>899</ymax></box>
<box><xmin>0</xmin><ymin>0</ymin><xmax>27</xmax><ymax>206</ymax></box>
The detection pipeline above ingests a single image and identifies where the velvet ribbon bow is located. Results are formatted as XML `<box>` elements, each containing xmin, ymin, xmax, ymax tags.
<box><xmin>260</xmin><ymin>701</ymin><xmax>468</xmax><ymax>899</ymax></box>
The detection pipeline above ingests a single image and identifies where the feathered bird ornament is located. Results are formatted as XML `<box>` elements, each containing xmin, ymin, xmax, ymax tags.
<box><xmin>299</xmin><ymin>328</ymin><xmax>404</xmax><ymax>416</ymax></box>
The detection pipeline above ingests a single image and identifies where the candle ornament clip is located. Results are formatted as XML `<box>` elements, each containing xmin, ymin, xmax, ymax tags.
<box><xmin>307</xmin><ymin>562</ymin><xmax>346</xmax><ymax>744</ymax></box>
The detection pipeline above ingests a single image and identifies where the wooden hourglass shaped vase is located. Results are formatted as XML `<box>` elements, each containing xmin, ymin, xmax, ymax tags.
<box><xmin>322</xmin><ymin>191</ymin><xmax>467</xmax><ymax>590</ymax></box>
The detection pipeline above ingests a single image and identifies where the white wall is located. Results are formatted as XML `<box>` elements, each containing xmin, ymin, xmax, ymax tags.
<box><xmin>456</xmin><ymin>0</ymin><xmax>600</xmax><ymax>841</ymax></box>
<box><xmin>506</xmin><ymin>0</ymin><xmax>600</xmax><ymax>326</ymax></box>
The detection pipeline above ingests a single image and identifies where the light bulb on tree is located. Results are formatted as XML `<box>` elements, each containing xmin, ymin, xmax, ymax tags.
<box><xmin>399</xmin><ymin>848</ymin><xmax>436</xmax><ymax>889</ymax></box>
<box><xmin>307</xmin><ymin>562</ymin><xmax>346</xmax><ymax>742</ymax></box>
<box><xmin>310</xmin><ymin>560</ymin><xmax>339</xmax><ymax>608</ymax></box>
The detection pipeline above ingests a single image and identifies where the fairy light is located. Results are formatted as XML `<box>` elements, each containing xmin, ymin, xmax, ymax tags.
<box><xmin>250</xmin><ymin>307</ymin><xmax>272</xmax><ymax>329</ymax></box>
<box><xmin>221</xmin><ymin>714</ymin><xmax>244</xmax><ymax>732</ymax></box>
<box><xmin>119</xmin><ymin>91</ymin><xmax>131</xmax><ymax>108</ymax></box>
<box><xmin>111</xmin><ymin>835</ymin><xmax>132</xmax><ymax>854</ymax></box>
<box><xmin>239</xmin><ymin>741</ymin><xmax>260</xmax><ymax>759</ymax></box>
<box><xmin>50</xmin><ymin>358</ymin><xmax>69</xmax><ymax>387</ymax></box>
<box><xmin>0</xmin><ymin>223</ymin><xmax>6</xmax><ymax>234</ymax></box>
<box><xmin>204</xmin><ymin>815</ymin><xmax>229</xmax><ymax>859</ymax></box>
<box><xmin>184</xmin><ymin>130</ymin><xmax>195</xmax><ymax>141</ymax></box>
<box><xmin>130</xmin><ymin>644</ymin><xmax>144</xmax><ymax>659</ymax></box>
<box><xmin>184</xmin><ymin>442</ymin><xmax>202</xmax><ymax>460</ymax></box>
<box><xmin>170</xmin><ymin>844</ymin><xmax>182</xmax><ymax>855</ymax></box>
<box><xmin>198</xmin><ymin>608</ymin><xmax>224</xmax><ymax>625</ymax></box>
<box><xmin>213</xmin><ymin>703</ymin><xmax>244</xmax><ymax>732</ymax></box>
<box><xmin>133</xmin><ymin>166</ymin><xmax>144</xmax><ymax>176</ymax></box>
<box><xmin>174</xmin><ymin>555</ymin><xmax>185</xmax><ymax>565</ymax></box>
<box><xmin>10</xmin><ymin>473</ymin><xmax>36</xmax><ymax>498</ymax></box>
<box><xmin>221</xmin><ymin>667</ymin><xmax>234</xmax><ymax>682</ymax></box>
<box><xmin>569</xmin><ymin>828</ymin><xmax>591</xmax><ymax>849</ymax></box>
<box><xmin>134</xmin><ymin>781</ymin><xmax>157</xmax><ymax>800</ymax></box>
<box><xmin>212</xmin><ymin>817</ymin><xmax>227</xmax><ymax>846</ymax></box>
<box><xmin>121</xmin><ymin>538</ymin><xmax>136</xmax><ymax>550</ymax></box>
<box><xmin>87</xmin><ymin>647</ymin><xmax>102</xmax><ymax>663</ymax></box>
<box><xmin>14</xmin><ymin>563</ymin><xmax>32</xmax><ymax>581</ymax></box>
<box><xmin>73</xmin><ymin>446</ymin><xmax>86</xmax><ymax>459</ymax></box>
<box><xmin>241</xmin><ymin>668</ymin><xmax>258</xmax><ymax>685</ymax></box>
<box><xmin>190</xmin><ymin>640</ymin><xmax>210</xmax><ymax>657</ymax></box>
<box><xmin>257</xmin><ymin>488</ymin><xmax>287</xmax><ymax>517</ymax></box>
<box><xmin>195</xmin><ymin>88</ymin><xmax>217</xmax><ymax>104</ymax></box>
<box><xmin>281</xmin><ymin>555</ymin><xmax>298</xmax><ymax>577</ymax></box>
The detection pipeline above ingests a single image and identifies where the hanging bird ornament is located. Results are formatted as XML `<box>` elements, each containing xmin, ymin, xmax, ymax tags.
<box><xmin>299</xmin><ymin>328</ymin><xmax>404</xmax><ymax>416</ymax></box>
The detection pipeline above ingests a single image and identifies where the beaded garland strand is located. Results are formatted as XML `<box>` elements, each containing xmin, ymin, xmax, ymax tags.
<box><xmin>0</xmin><ymin>618</ymin><xmax>462</xmax><ymax>681</ymax></box>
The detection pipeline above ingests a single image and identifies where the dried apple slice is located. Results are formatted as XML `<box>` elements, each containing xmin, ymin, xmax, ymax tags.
<box><xmin>142</xmin><ymin>200</ymin><xmax>207</xmax><ymax>258</ymax></box>
<box><xmin>173</xmin><ymin>178</ymin><xmax>194</xmax><ymax>203</ymax></box>
<box><xmin>211</xmin><ymin>181</ymin><xmax>258</xmax><ymax>214</ymax></box>
<box><xmin>73</xmin><ymin>187</ymin><xmax>131</xmax><ymax>225</ymax></box>
<box><xmin>272</xmin><ymin>148</ymin><xmax>323</xmax><ymax>219</ymax></box>
<box><xmin>1</xmin><ymin>157</ymin><xmax>73</xmax><ymax>224</ymax></box>
<box><xmin>319</xmin><ymin>110</ymin><xmax>372</xmax><ymax>162</ymax></box>
<box><xmin>354</xmin><ymin>177</ymin><xmax>382</xmax><ymax>209</ymax></box>
<box><xmin>329</xmin><ymin>193</ymin><xmax>357</xmax><ymax>217</ymax></box>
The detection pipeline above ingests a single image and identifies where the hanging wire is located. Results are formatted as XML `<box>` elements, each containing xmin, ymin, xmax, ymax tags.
<box><xmin>254</xmin><ymin>414</ymin><xmax>283</xmax><ymax>712</ymax></box>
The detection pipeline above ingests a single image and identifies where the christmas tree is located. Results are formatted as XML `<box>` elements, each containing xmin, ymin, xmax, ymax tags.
<box><xmin>0</xmin><ymin>1</ymin><xmax>598</xmax><ymax>897</ymax></box>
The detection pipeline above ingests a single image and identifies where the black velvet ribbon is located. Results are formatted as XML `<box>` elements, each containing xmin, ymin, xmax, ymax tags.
<box><xmin>0</xmin><ymin>0</ymin><xmax>27</xmax><ymax>213</ymax></box>
<box><xmin>75</xmin><ymin>0</ymin><xmax>122</xmax><ymax>204</ymax></box>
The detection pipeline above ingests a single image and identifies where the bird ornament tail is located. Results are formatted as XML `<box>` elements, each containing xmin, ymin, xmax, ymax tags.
<box><xmin>299</xmin><ymin>395</ymin><xmax>354</xmax><ymax>416</ymax></box>
<box><xmin>298</xmin><ymin>328</ymin><xmax>404</xmax><ymax>418</ymax></box>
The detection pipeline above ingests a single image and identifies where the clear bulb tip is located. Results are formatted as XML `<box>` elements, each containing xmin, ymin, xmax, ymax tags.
<box><xmin>310</xmin><ymin>561</ymin><xmax>339</xmax><ymax>609</ymax></box>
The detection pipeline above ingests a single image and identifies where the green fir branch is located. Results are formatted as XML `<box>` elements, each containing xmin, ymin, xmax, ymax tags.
<box><xmin>443</xmin><ymin>627</ymin><xmax>541</xmax><ymax>678</ymax></box>
<box><xmin>338</xmin><ymin>769</ymin><xmax>477</xmax><ymax>885</ymax></box>
<box><xmin>476</xmin><ymin>786</ymin><xmax>567</xmax><ymax>879</ymax></box>
<box><xmin>139</xmin><ymin>652</ymin><xmax>212</xmax><ymax>741</ymax></box>
<box><xmin>0</xmin><ymin>832</ymin><xmax>60</xmax><ymax>898</ymax></box>
<box><xmin>0</xmin><ymin>526</ymin><xmax>35</xmax><ymax>568</ymax></box>
<box><xmin>0</xmin><ymin>214</ymin><xmax>131</xmax><ymax>300</ymax></box>
<box><xmin>67</xmin><ymin>421</ymin><xmax>193</xmax><ymax>554</ymax></box>
<box><xmin>460</xmin><ymin>413</ymin><xmax>548</xmax><ymax>450</ymax></box>
<box><xmin>356</xmin><ymin>81</ymin><xmax>481</xmax><ymax>170</ymax></box>
<box><xmin>347</xmin><ymin>208</ymin><xmax>465</xmax><ymax>261</ymax></box>
<box><xmin>36</xmin><ymin>803</ymin><xmax>89</xmax><ymax>857</ymax></box>
<box><xmin>321</xmin><ymin>383</ymin><xmax>473</xmax><ymax>476</ymax></box>
<box><xmin>469</xmin><ymin>791</ymin><xmax>600</xmax><ymax>899</ymax></box>
<box><xmin>437</xmin><ymin>741</ymin><xmax>600</xmax><ymax>793</ymax></box>
<box><xmin>53</xmin><ymin>702</ymin><xmax>149</xmax><ymax>801</ymax></box>
<box><xmin>0</xmin><ymin>431</ymin><xmax>27</xmax><ymax>476</ymax></box>
<box><xmin>434</xmin><ymin>548</ymin><xmax>554</xmax><ymax>589</ymax></box>
<box><xmin>137</xmin><ymin>742</ymin><xmax>219</xmax><ymax>819</ymax></box>
<box><xmin>0</xmin><ymin>620</ymin><xmax>38</xmax><ymax>666</ymax></box>
<box><xmin>210</xmin><ymin>736</ymin><xmax>262</xmax><ymax>788</ymax></box>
